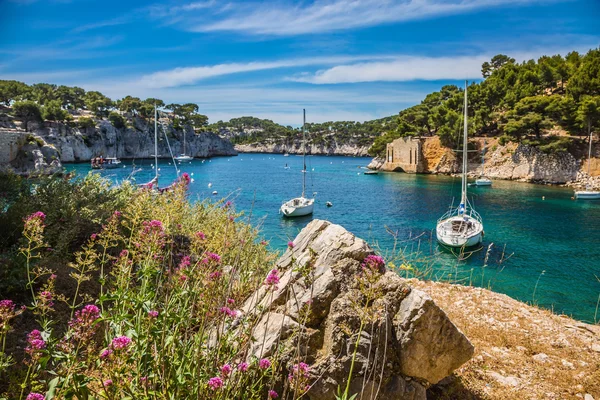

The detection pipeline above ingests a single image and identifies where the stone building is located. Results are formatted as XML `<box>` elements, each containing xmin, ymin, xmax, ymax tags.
<box><xmin>381</xmin><ymin>136</ymin><xmax>425</xmax><ymax>173</ymax></box>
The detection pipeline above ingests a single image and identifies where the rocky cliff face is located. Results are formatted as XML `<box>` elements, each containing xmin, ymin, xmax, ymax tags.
<box><xmin>235</xmin><ymin>141</ymin><xmax>370</xmax><ymax>156</ymax></box>
<box><xmin>236</xmin><ymin>219</ymin><xmax>473</xmax><ymax>399</ymax></box>
<box><xmin>0</xmin><ymin>118</ymin><xmax>237</xmax><ymax>174</ymax></box>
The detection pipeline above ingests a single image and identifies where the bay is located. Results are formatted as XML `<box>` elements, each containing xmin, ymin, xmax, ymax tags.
<box><xmin>66</xmin><ymin>154</ymin><xmax>600</xmax><ymax>322</ymax></box>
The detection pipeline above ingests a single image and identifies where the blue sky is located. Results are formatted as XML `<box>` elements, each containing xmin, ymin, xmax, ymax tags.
<box><xmin>0</xmin><ymin>0</ymin><xmax>598</xmax><ymax>125</ymax></box>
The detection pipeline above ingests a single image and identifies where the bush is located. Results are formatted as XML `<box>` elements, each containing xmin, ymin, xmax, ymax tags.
<box><xmin>42</xmin><ymin>100</ymin><xmax>69</xmax><ymax>122</ymax></box>
<box><xmin>108</xmin><ymin>111</ymin><xmax>126</xmax><ymax>129</ymax></box>
<box><xmin>0</xmin><ymin>174</ymin><xmax>294</xmax><ymax>399</ymax></box>
<box><xmin>11</xmin><ymin>101</ymin><xmax>42</xmax><ymax>131</ymax></box>
<box><xmin>498</xmin><ymin>134</ymin><xmax>514</xmax><ymax>146</ymax></box>
<box><xmin>77</xmin><ymin>117</ymin><xmax>96</xmax><ymax>129</ymax></box>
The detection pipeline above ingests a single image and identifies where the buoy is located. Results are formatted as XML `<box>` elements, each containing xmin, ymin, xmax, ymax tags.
<box><xmin>542</xmin><ymin>196</ymin><xmax>545</xmax><ymax>200</ymax></box>
<box><xmin>191</xmin><ymin>178</ymin><xmax>195</xmax><ymax>183</ymax></box>
<box><xmin>212</xmin><ymin>190</ymin><xmax>218</xmax><ymax>195</ymax></box>
<box><xmin>191</xmin><ymin>172</ymin><xmax>194</xmax><ymax>176</ymax></box>
<box><xmin>208</xmin><ymin>183</ymin><xmax>212</xmax><ymax>188</ymax></box>
<box><xmin>326</xmin><ymin>201</ymin><xmax>333</xmax><ymax>207</ymax></box>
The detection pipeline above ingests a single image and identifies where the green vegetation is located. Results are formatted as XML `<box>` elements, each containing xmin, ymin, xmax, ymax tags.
<box><xmin>370</xmin><ymin>48</ymin><xmax>600</xmax><ymax>156</ymax></box>
<box><xmin>0</xmin><ymin>81</ymin><xmax>208</xmax><ymax>132</ymax></box>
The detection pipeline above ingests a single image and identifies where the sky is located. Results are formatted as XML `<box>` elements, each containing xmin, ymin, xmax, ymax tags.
<box><xmin>0</xmin><ymin>0</ymin><xmax>598</xmax><ymax>125</ymax></box>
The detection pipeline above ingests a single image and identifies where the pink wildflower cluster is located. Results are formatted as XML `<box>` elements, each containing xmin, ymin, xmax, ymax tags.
<box><xmin>264</xmin><ymin>269</ymin><xmax>280</xmax><ymax>289</ymax></box>
<box><xmin>39</xmin><ymin>290</ymin><xmax>54</xmax><ymax>308</ymax></box>
<box><xmin>288</xmin><ymin>362</ymin><xmax>311</xmax><ymax>393</ymax></box>
<box><xmin>237</xmin><ymin>362</ymin><xmax>249</xmax><ymax>372</ymax></box>
<box><xmin>68</xmin><ymin>304</ymin><xmax>101</xmax><ymax>342</ymax></box>
<box><xmin>220</xmin><ymin>363</ymin><xmax>232</xmax><ymax>377</ymax></box>
<box><xmin>219</xmin><ymin>306</ymin><xmax>237</xmax><ymax>318</ymax></box>
<box><xmin>111</xmin><ymin>335</ymin><xmax>132</xmax><ymax>351</ymax></box>
<box><xmin>260</xmin><ymin>240</ymin><xmax>268</xmax><ymax>246</ymax></box>
<box><xmin>0</xmin><ymin>300</ymin><xmax>19</xmax><ymax>333</ymax></box>
<box><xmin>208</xmin><ymin>376</ymin><xmax>223</xmax><ymax>391</ymax></box>
<box><xmin>209</xmin><ymin>271</ymin><xmax>222</xmax><ymax>280</ymax></box>
<box><xmin>25</xmin><ymin>330</ymin><xmax>46</xmax><ymax>362</ymax></box>
<box><xmin>287</xmin><ymin>241</ymin><xmax>295</xmax><ymax>249</ymax></box>
<box><xmin>26</xmin><ymin>393</ymin><xmax>45</xmax><ymax>400</ymax></box>
<box><xmin>26</xmin><ymin>211</ymin><xmax>46</xmax><ymax>222</ymax></box>
<box><xmin>361</xmin><ymin>254</ymin><xmax>386</xmax><ymax>274</ymax></box>
<box><xmin>148</xmin><ymin>310</ymin><xmax>159</xmax><ymax>318</ymax></box>
<box><xmin>100</xmin><ymin>349</ymin><xmax>112</xmax><ymax>359</ymax></box>
<box><xmin>223</xmin><ymin>201</ymin><xmax>232</xmax><ymax>208</ymax></box>
<box><xmin>179</xmin><ymin>172</ymin><xmax>191</xmax><ymax>186</ymax></box>
<box><xmin>138</xmin><ymin>220</ymin><xmax>166</xmax><ymax>252</ymax></box>
<box><xmin>90</xmin><ymin>233</ymin><xmax>98</xmax><ymax>241</ymax></box>
<box><xmin>195</xmin><ymin>231</ymin><xmax>206</xmax><ymax>240</ymax></box>
<box><xmin>103</xmin><ymin>379</ymin><xmax>113</xmax><ymax>387</ymax></box>
<box><xmin>259</xmin><ymin>358</ymin><xmax>271</xmax><ymax>370</ymax></box>
<box><xmin>206</xmin><ymin>252</ymin><xmax>221</xmax><ymax>264</ymax></box>
<box><xmin>268</xmin><ymin>389</ymin><xmax>279</xmax><ymax>398</ymax></box>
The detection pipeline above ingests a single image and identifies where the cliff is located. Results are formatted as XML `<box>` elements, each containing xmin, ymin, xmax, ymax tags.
<box><xmin>372</xmin><ymin>136</ymin><xmax>600</xmax><ymax>190</ymax></box>
<box><xmin>0</xmin><ymin>117</ymin><xmax>237</xmax><ymax>174</ymax></box>
<box><xmin>234</xmin><ymin>141</ymin><xmax>370</xmax><ymax>156</ymax></box>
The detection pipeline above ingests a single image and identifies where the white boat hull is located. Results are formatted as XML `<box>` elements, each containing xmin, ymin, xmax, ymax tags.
<box><xmin>436</xmin><ymin>216</ymin><xmax>483</xmax><ymax>248</ymax></box>
<box><xmin>280</xmin><ymin>197</ymin><xmax>314</xmax><ymax>217</ymax></box>
<box><xmin>575</xmin><ymin>190</ymin><xmax>600</xmax><ymax>200</ymax></box>
<box><xmin>175</xmin><ymin>155</ymin><xmax>193</xmax><ymax>161</ymax></box>
<box><xmin>474</xmin><ymin>178</ymin><xmax>492</xmax><ymax>186</ymax></box>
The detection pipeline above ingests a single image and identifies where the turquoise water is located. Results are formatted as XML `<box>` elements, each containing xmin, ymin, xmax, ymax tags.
<box><xmin>66</xmin><ymin>154</ymin><xmax>600</xmax><ymax>322</ymax></box>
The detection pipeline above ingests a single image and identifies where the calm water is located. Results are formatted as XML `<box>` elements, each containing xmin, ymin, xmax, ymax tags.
<box><xmin>67</xmin><ymin>154</ymin><xmax>600</xmax><ymax>322</ymax></box>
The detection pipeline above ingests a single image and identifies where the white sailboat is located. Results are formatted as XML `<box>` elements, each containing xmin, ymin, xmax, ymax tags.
<box><xmin>473</xmin><ymin>139</ymin><xmax>492</xmax><ymax>186</ymax></box>
<box><xmin>575</xmin><ymin>127</ymin><xmax>600</xmax><ymax>200</ymax></box>
<box><xmin>139</xmin><ymin>104</ymin><xmax>161</xmax><ymax>189</ymax></box>
<box><xmin>280</xmin><ymin>109</ymin><xmax>314</xmax><ymax>217</ymax></box>
<box><xmin>175</xmin><ymin>127</ymin><xmax>193</xmax><ymax>161</ymax></box>
<box><xmin>436</xmin><ymin>82</ymin><xmax>484</xmax><ymax>248</ymax></box>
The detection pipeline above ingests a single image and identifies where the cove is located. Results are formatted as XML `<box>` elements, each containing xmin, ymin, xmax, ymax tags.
<box><xmin>66</xmin><ymin>153</ymin><xmax>600</xmax><ymax>322</ymax></box>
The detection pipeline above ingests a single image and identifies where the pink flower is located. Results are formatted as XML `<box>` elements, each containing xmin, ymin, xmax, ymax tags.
<box><xmin>69</xmin><ymin>304</ymin><xmax>101</xmax><ymax>341</ymax></box>
<box><xmin>26</xmin><ymin>330</ymin><xmax>46</xmax><ymax>357</ymax></box>
<box><xmin>103</xmin><ymin>379</ymin><xmax>113</xmax><ymax>387</ymax></box>
<box><xmin>264</xmin><ymin>269</ymin><xmax>280</xmax><ymax>287</ymax></box>
<box><xmin>268</xmin><ymin>389</ymin><xmax>278</xmax><ymax>398</ymax></box>
<box><xmin>39</xmin><ymin>291</ymin><xmax>54</xmax><ymax>307</ymax></box>
<box><xmin>26</xmin><ymin>393</ymin><xmax>45</xmax><ymax>400</ymax></box>
<box><xmin>209</xmin><ymin>271</ymin><xmax>222</xmax><ymax>280</ymax></box>
<box><xmin>27</xmin><ymin>211</ymin><xmax>46</xmax><ymax>221</ymax></box>
<box><xmin>258</xmin><ymin>358</ymin><xmax>271</xmax><ymax>370</ymax></box>
<box><xmin>361</xmin><ymin>255</ymin><xmax>385</xmax><ymax>274</ymax></box>
<box><xmin>148</xmin><ymin>310</ymin><xmax>159</xmax><ymax>318</ymax></box>
<box><xmin>179</xmin><ymin>274</ymin><xmax>188</xmax><ymax>282</ymax></box>
<box><xmin>0</xmin><ymin>299</ymin><xmax>15</xmax><ymax>312</ymax></box>
<box><xmin>223</xmin><ymin>201</ymin><xmax>232</xmax><ymax>208</ymax></box>
<box><xmin>219</xmin><ymin>307</ymin><xmax>237</xmax><ymax>318</ymax></box>
<box><xmin>237</xmin><ymin>362</ymin><xmax>249</xmax><ymax>372</ymax></box>
<box><xmin>195</xmin><ymin>231</ymin><xmax>206</xmax><ymax>240</ymax></box>
<box><xmin>110</xmin><ymin>336</ymin><xmax>132</xmax><ymax>351</ymax></box>
<box><xmin>287</xmin><ymin>241</ymin><xmax>294</xmax><ymax>249</ymax></box>
<box><xmin>179</xmin><ymin>255</ymin><xmax>191</xmax><ymax>269</ymax></box>
<box><xmin>226</xmin><ymin>298</ymin><xmax>235</xmax><ymax>305</ymax></box>
<box><xmin>260</xmin><ymin>240</ymin><xmax>268</xmax><ymax>246</ymax></box>
<box><xmin>119</xmin><ymin>250</ymin><xmax>129</xmax><ymax>258</ymax></box>
<box><xmin>220</xmin><ymin>363</ymin><xmax>232</xmax><ymax>377</ymax></box>
<box><xmin>113</xmin><ymin>211</ymin><xmax>122</xmax><ymax>218</ymax></box>
<box><xmin>208</xmin><ymin>376</ymin><xmax>223</xmax><ymax>390</ymax></box>
<box><xmin>228</xmin><ymin>215</ymin><xmax>234</xmax><ymax>222</ymax></box>
<box><xmin>90</xmin><ymin>233</ymin><xmax>98</xmax><ymax>240</ymax></box>
<box><xmin>100</xmin><ymin>349</ymin><xmax>113</xmax><ymax>359</ymax></box>
<box><xmin>207</xmin><ymin>252</ymin><xmax>221</xmax><ymax>263</ymax></box>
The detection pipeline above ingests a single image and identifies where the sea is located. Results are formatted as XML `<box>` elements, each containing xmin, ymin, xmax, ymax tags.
<box><xmin>66</xmin><ymin>154</ymin><xmax>600</xmax><ymax>323</ymax></box>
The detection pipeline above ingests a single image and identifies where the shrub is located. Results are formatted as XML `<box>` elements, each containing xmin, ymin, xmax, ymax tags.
<box><xmin>11</xmin><ymin>101</ymin><xmax>42</xmax><ymax>131</ymax></box>
<box><xmin>108</xmin><ymin>111</ymin><xmax>126</xmax><ymax>129</ymax></box>
<box><xmin>42</xmin><ymin>100</ymin><xmax>69</xmax><ymax>122</ymax></box>
<box><xmin>77</xmin><ymin>117</ymin><xmax>95</xmax><ymax>130</ymax></box>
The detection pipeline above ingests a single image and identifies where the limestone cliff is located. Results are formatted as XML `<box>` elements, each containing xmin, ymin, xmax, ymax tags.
<box><xmin>234</xmin><ymin>140</ymin><xmax>370</xmax><ymax>156</ymax></box>
<box><xmin>0</xmin><ymin>118</ymin><xmax>237</xmax><ymax>174</ymax></box>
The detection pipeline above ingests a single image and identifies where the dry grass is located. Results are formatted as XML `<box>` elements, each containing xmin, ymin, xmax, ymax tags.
<box><xmin>407</xmin><ymin>279</ymin><xmax>600</xmax><ymax>400</ymax></box>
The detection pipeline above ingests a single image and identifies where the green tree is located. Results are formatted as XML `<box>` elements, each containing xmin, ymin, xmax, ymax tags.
<box><xmin>30</xmin><ymin>83</ymin><xmax>58</xmax><ymax>105</ymax></box>
<box><xmin>119</xmin><ymin>95</ymin><xmax>143</xmax><ymax>115</ymax></box>
<box><xmin>0</xmin><ymin>80</ymin><xmax>30</xmax><ymax>105</ymax></box>
<box><xmin>108</xmin><ymin>111</ymin><xmax>126</xmax><ymax>129</ymax></box>
<box><xmin>84</xmin><ymin>91</ymin><xmax>112</xmax><ymax>117</ymax></box>
<box><xmin>43</xmin><ymin>99</ymin><xmax>70</xmax><ymax>121</ymax></box>
<box><xmin>12</xmin><ymin>101</ymin><xmax>42</xmax><ymax>131</ymax></box>
<box><xmin>482</xmin><ymin>54</ymin><xmax>515</xmax><ymax>78</ymax></box>
<box><xmin>568</xmin><ymin>48</ymin><xmax>600</xmax><ymax>100</ymax></box>
<box><xmin>56</xmin><ymin>85</ymin><xmax>86</xmax><ymax>109</ymax></box>
<box><xmin>77</xmin><ymin>117</ymin><xmax>96</xmax><ymax>129</ymax></box>
<box><xmin>576</xmin><ymin>96</ymin><xmax>600</xmax><ymax>138</ymax></box>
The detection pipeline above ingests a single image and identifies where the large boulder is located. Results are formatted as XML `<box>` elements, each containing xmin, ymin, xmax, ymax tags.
<box><xmin>241</xmin><ymin>219</ymin><xmax>473</xmax><ymax>400</ymax></box>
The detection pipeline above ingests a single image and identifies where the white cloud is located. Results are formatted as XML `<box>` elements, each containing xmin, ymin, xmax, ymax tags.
<box><xmin>137</xmin><ymin>55</ymin><xmax>397</xmax><ymax>88</ymax></box>
<box><xmin>182</xmin><ymin>0</ymin><xmax>545</xmax><ymax>36</ymax></box>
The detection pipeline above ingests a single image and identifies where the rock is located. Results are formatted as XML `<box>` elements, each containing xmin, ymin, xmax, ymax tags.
<box><xmin>394</xmin><ymin>288</ymin><xmax>474</xmax><ymax>384</ymax></box>
<box><xmin>585</xmin><ymin>394</ymin><xmax>595</xmax><ymax>400</ymax></box>
<box><xmin>9</xmin><ymin>136</ymin><xmax>63</xmax><ymax>175</ymax></box>
<box><xmin>238</xmin><ymin>219</ymin><xmax>474</xmax><ymax>400</ymax></box>
<box><xmin>487</xmin><ymin>371</ymin><xmax>520</xmax><ymax>387</ymax></box>
<box><xmin>533</xmin><ymin>353</ymin><xmax>549</xmax><ymax>363</ymax></box>
<box><xmin>591</xmin><ymin>343</ymin><xmax>600</xmax><ymax>353</ymax></box>
<box><xmin>234</xmin><ymin>142</ymin><xmax>370</xmax><ymax>156</ymax></box>
<box><xmin>367</xmin><ymin>157</ymin><xmax>385</xmax><ymax>170</ymax></box>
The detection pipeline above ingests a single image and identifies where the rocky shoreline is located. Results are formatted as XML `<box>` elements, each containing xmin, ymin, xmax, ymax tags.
<box><xmin>234</xmin><ymin>142</ymin><xmax>370</xmax><ymax>156</ymax></box>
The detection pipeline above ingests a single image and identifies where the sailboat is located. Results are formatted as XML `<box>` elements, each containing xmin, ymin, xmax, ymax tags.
<box><xmin>436</xmin><ymin>82</ymin><xmax>484</xmax><ymax>248</ymax></box>
<box><xmin>280</xmin><ymin>109</ymin><xmax>314</xmax><ymax>217</ymax></box>
<box><xmin>139</xmin><ymin>104</ymin><xmax>161</xmax><ymax>189</ymax></box>
<box><xmin>473</xmin><ymin>139</ymin><xmax>492</xmax><ymax>186</ymax></box>
<box><xmin>175</xmin><ymin>128</ymin><xmax>193</xmax><ymax>161</ymax></box>
<box><xmin>575</xmin><ymin>128</ymin><xmax>600</xmax><ymax>199</ymax></box>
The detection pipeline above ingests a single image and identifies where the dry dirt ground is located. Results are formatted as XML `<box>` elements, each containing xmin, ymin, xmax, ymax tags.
<box><xmin>408</xmin><ymin>279</ymin><xmax>600</xmax><ymax>400</ymax></box>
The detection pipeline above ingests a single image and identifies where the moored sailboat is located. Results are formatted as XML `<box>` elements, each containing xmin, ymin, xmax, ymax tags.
<box><xmin>175</xmin><ymin>128</ymin><xmax>193</xmax><ymax>161</ymax></box>
<box><xmin>280</xmin><ymin>109</ymin><xmax>314</xmax><ymax>217</ymax></box>
<box><xmin>436</xmin><ymin>82</ymin><xmax>484</xmax><ymax>248</ymax></box>
<box><xmin>473</xmin><ymin>139</ymin><xmax>492</xmax><ymax>186</ymax></box>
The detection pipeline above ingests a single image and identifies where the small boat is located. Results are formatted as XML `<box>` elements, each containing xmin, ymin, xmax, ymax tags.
<box><xmin>281</xmin><ymin>109</ymin><xmax>314</xmax><ymax>218</ymax></box>
<box><xmin>284</xmin><ymin>153</ymin><xmax>290</xmax><ymax>157</ymax></box>
<box><xmin>174</xmin><ymin>128</ymin><xmax>193</xmax><ymax>161</ymax></box>
<box><xmin>472</xmin><ymin>139</ymin><xmax>492</xmax><ymax>186</ymax></box>
<box><xmin>364</xmin><ymin>170</ymin><xmax>378</xmax><ymax>175</ymax></box>
<box><xmin>212</xmin><ymin>190</ymin><xmax>218</xmax><ymax>195</ymax></box>
<box><xmin>326</xmin><ymin>201</ymin><xmax>333</xmax><ymax>207</ymax></box>
<box><xmin>91</xmin><ymin>156</ymin><xmax>121</xmax><ymax>169</ymax></box>
<box><xmin>436</xmin><ymin>82</ymin><xmax>484</xmax><ymax>248</ymax></box>
<box><xmin>575</xmin><ymin>127</ymin><xmax>600</xmax><ymax>199</ymax></box>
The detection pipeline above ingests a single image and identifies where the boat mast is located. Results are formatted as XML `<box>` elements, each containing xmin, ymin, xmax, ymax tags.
<box><xmin>588</xmin><ymin>120</ymin><xmax>593</xmax><ymax>179</ymax></box>
<box><xmin>461</xmin><ymin>81</ymin><xmax>468</xmax><ymax>214</ymax></box>
<box><xmin>302</xmin><ymin>108</ymin><xmax>306</xmax><ymax>198</ymax></box>
<box><xmin>482</xmin><ymin>139</ymin><xmax>486</xmax><ymax>176</ymax></box>
<box><xmin>154</xmin><ymin>103</ymin><xmax>158</xmax><ymax>184</ymax></box>
<box><xmin>183</xmin><ymin>129</ymin><xmax>187</xmax><ymax>156</ymax></box>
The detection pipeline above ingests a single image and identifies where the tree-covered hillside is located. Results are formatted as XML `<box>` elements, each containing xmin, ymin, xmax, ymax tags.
<box><xmin>369</xmin><ymin>48</ymin><xmax>600</xmax><ymax>156</ymax></box>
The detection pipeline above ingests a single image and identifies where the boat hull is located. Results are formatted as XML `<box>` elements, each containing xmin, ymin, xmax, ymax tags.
<box><xmin>575</xmin><ymin>191</ymin><xmax>600</xmax><ymax>200</ymax></box>
<box><xmin>436</xmin><ymin>216</ymin><xmax>484</xmax><ymax>248</ymax></box>
<box><xmin>175</xmin><ymin>155</ymin><xmax>193</xmax><ymax>161</ymax></box>
<box><xmin>474</xmin><ymin>178</ymin><xmax>492</xmax><ymax>186</ymax></box>
<box><xmin>280</xmin><ymin>198</ymin><xmax>314</xmax><ymax>217</ymax></box>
